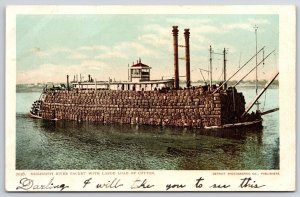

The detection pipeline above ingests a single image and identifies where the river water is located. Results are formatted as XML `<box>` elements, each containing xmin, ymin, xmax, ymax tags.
<box><xmin>16</xmin><ymin>86</ymin><xmax>279</xmax><ymax>170</ymax></box>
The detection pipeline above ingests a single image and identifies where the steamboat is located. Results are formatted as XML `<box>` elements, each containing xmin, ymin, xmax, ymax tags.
<box><xmin>29</xmin><ymin>26</ymin><xmax>278</xmax><ymax>129</ymax></box>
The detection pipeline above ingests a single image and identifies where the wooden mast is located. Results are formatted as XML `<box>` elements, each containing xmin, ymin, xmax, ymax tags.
<box><xmin>212</xmin><ymin>46</ymin><xmax>265</xmax><ymax>94</ymax></box>
<box><xmin>242</xmin><ymin>72</ymin><xmax>279</xmax><ymax>117</ymax></box>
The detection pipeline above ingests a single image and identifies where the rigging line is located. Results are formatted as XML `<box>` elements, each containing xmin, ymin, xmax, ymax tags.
<box><xmin>212</xmin><ymin>46</ymin><xmax>265</xmax><ymax>94</ymax></box>
<box><xmin>198</xmin><ymin>68</ymin><xmax>209</xmax><ymax>72</ymax></box>
<box><xmin>217</xmin><ymin>69</ymin><xmax>224</xmax><ymax>81</ymax></box>
<box><xmin>242</xmin><ymin>72</ymin><xmax>279</xmax><ymax>116</ymax></box>
<box><xmin>198</xmin><ymin>68</ymin><xmax>207</xmax><ymax>83</ymax></box>
<box><xmin>262</xmin><ymin>89</ymin><xmax>267</xmax><ymax>112</ymax></box>
<box><xmin>212</xmin><ymin>52</ymin><xmax>223</xmax><ymax>55</ymax></box>
<box><xmin>239</xmin><ymin>52</ymin><xmax>242</xmax><ymax>68</ymax></box>
<box><xmin>233</xmin><ymin>50</ymin><xmax>275</xmax><ymax>87</ymax></box>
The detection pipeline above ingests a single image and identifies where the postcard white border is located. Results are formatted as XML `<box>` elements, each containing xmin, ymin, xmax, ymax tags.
<box><xmin>5</xmin><ymin>5</ymin><xmax>296</xmax><ymax>192</ymax></box>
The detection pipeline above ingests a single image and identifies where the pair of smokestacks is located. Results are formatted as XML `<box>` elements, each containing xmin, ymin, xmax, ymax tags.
<box><xmin>172</xmin><ymin>26</ymin><xmax>190</xmax><ymax>89</ymax></box>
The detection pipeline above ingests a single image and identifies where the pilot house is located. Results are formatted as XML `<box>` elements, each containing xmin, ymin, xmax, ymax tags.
<box><xmin>71</xmin><ymin>58</ymin><xmax>174</xmax><ymax>91</ymax></box>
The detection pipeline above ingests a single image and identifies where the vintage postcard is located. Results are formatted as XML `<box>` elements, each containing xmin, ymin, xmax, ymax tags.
<box><xmin>6</xmin><ymin>5</ymin><xmax>295</xmax><ymax>191</ymax></box>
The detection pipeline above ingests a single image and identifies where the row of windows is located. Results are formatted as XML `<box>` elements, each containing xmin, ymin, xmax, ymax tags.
<box><xmin>74</xmin><ymin>83</ymin><xmax>169</xmax><ymax>91</ymax></box>
<box><xmin>131</xmin><ymin>69</ymin><xmax>150</xmax><ymax>75</ymax></box>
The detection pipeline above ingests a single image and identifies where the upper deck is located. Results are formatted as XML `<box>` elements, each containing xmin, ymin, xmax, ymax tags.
<box><xmin>71</xmin><ymin>79</ymin><xmax>174</xmax><ymax>91</ymax></box>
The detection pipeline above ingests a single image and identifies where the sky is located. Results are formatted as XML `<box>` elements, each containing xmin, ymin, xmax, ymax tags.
<box><xmin>16</xmin><ymin>14</ymin><xmax>279</xmax><ymax>84</ymax></box>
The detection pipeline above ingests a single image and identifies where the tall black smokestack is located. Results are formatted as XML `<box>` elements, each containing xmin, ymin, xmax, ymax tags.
<box><xmin>172</xmin><ymin>26</ymin><xmax>179</xmax><ymax>89</ymax></box>
<box><xmin>184</xmin><ymin>29</ymin><xmax>191</xmax><ymax>88</ymax></box>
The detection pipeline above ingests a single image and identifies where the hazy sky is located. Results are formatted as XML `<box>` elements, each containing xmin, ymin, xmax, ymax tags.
<box><xmin>16</xmin><ymin>14</ymin><xmax>278</xmax><ymax>84</ymax></box>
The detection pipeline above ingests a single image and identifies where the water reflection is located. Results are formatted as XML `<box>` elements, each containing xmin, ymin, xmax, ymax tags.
<box><xmin>16</xmin><ymin>114</ymin><xmax>278</xmax><ymax>170</ymax></box>
<box><xmin>39</xmin><ymin>118</ymin><xmax>263</xmax><ymax>141</ymax></box>
<box><xmin>34</xmin><ymin>117</ymin><xmax>264</xmax><ymax>169</ymax></box>
<box><xmin>16</xmin><ymin>87</ymin><xmax>279</xmax><ymax>170</ymax></box>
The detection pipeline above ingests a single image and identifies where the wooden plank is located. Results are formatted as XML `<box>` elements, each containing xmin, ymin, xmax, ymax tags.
<box><xmin>260</xmin><ymin>107</ymin><xmax>279</xmax><ymax>115</ymax></box>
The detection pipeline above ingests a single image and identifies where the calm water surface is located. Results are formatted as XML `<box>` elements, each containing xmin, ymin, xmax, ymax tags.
<box><xmin>16</xmin><ymin>87</ymin><xmax>279</xmax><ymax>170</ymax></box>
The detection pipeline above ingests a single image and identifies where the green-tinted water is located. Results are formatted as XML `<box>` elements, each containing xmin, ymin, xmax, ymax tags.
<box><xmin>16</xmin><ymin>87</ymin><xmax>279</xmax><ymax>170</ymax></box>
